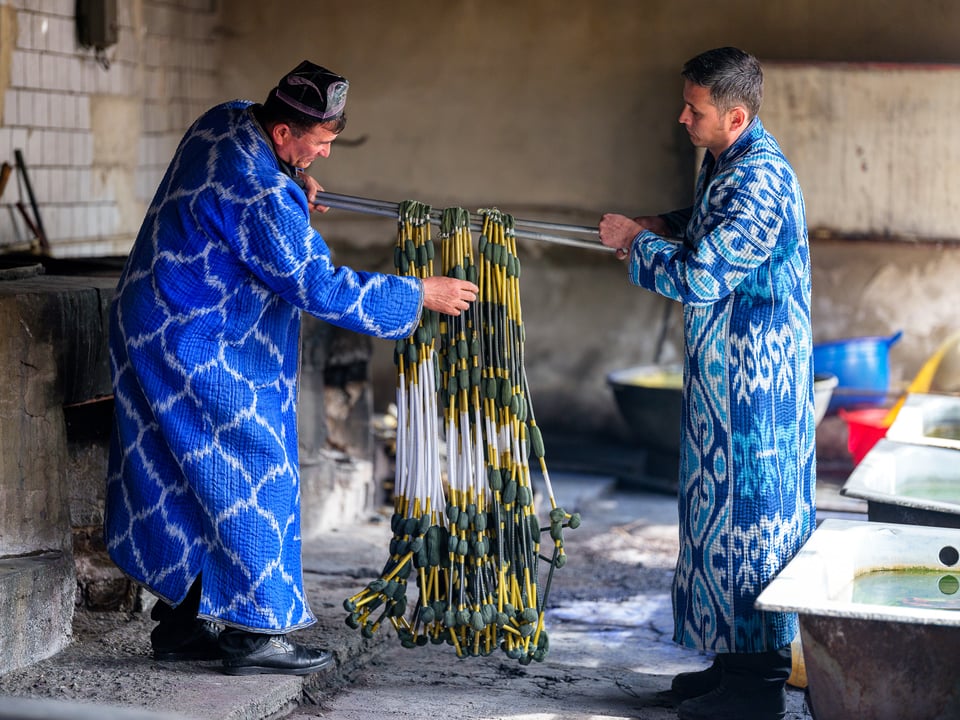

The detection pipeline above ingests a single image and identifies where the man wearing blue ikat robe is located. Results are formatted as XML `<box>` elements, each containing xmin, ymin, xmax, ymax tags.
<box><xmin>599</xmin><ymin>47</ymin><xmax>815</xmax><ymax>720</ymax></box>
<box><xmin>105</xmin><ymin>61</ymin><xmax>478</xmax><ymax>676</ymax></box>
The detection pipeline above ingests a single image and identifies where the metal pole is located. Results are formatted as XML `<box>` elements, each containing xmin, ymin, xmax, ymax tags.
<box><xmin>14</xmin><ymin>149</ymin><xmax>50</xmax><ymax>253</ymax></box>
<box><xmin>314</xmin><ymin>191</ymin><xmax>613</xmax><ymax>254</ymax></box>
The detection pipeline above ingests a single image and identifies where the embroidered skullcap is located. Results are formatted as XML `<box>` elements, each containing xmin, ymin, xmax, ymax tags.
<box><xmin>273</xmin><ymin>61</ymin><xmax>348</xmax><ymax>121</ymax></box>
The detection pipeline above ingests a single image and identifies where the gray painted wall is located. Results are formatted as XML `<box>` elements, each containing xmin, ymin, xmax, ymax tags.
<box><xmin>218</xmin><ymin>1</ymin><xmax>960</xmax><ymax>437</ymax></box>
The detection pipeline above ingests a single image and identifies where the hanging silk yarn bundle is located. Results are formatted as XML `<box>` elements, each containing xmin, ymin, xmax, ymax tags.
<box><xmin>343</xmin><ymin>201</ymin><xmax>580</xmax><ymax>664</ymax></box>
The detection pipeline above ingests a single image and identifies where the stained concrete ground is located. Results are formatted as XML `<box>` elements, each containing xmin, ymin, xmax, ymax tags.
<box><xmin>0</xmin><ymin>456</ymin><xmax>859</xmax><ymax>720</ymax></box>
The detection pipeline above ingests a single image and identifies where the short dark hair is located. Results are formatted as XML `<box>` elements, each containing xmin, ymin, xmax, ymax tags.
<box><xmin>257</xmin><ymin>89</ymin><xmax>348</xmax><ymax>136</ymax></box>
<box><xmin>681</xmin><ymin>47</ymin><xmax>763</xmax><ymax>118</ymax></box>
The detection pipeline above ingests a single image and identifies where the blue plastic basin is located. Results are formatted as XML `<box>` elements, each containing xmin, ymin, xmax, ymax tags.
<box><xmin>813</xmin><ymin>331</ymin><xmax>902</xmax><ymax>413</ymax></box>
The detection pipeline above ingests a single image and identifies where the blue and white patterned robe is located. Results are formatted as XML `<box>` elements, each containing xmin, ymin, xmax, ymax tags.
<box><xmin>627</xmin><ymin>118</ymin><xmax>816</xmax><ymax>653</ymax></box>
<box><xmin>105</xmin><ymin>100</ymin><xmax>423</xmax><ymax>633</ymax></box>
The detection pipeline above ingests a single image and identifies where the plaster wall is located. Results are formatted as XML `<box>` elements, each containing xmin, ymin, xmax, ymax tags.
<box><xmin>217</xmin><ymin>1</ymin><xmax>960</xmax><ymax>430</ymax></box>
<box><xmin>218</xmin><ymin>0</ymin><xmax>960</xmax><ymax>229</ymax></box>
<box><xmin>334</xmin><ymin>235</ymin><xmax>960</xmax><ymax>440</ymax></box>
<box><xmin>763</xmin><ymin>63</ymin><xmax>960</xmax><ymax>240</ymax></box>
<box><xmin>2</xmin><ymin>0</ymin><xmax>959</xmax><ymax>435</ymax></box>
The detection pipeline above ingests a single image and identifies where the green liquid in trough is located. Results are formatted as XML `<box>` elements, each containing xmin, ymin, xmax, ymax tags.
<box><xmin>927</xmin><ymin>424</ymin><xmax>960</xmax><ymax>441</ymax></box>
<box><xmin>896</xmin><ymin>479</ymin><xmax>960</xmax><ymax>505</ymax></box>
<box><xmin>851</xmin><ymin>569</ymin><xmax>960</xmax><ymax>610</ymax></box>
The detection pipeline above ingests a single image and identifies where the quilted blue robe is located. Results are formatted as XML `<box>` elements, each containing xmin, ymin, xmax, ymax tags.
<box><xmin>628</xmin><ymin>118</ymin><xmax>816</xmax><ymax>653</ymax></box>
<box><xmin>105</xmin><ymin>100</ymin><xmax>423</xmax><ymax>632</ymax></box>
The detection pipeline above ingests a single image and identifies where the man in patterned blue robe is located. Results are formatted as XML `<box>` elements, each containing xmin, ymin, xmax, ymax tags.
<box><xmin>105</xmin><ymin>61</ymin><xmax>478</xmax><ymax>675</ymax></box>
<box><xmin>599</xmin><ymin>47</ymin><xmax>815</xmax><ymax>720</ymax></box>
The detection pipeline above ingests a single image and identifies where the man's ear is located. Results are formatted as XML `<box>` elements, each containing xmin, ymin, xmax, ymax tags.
<box><xmin>728</xmin><ymin>107</ymin><xmax>748</xmax><ymax>132</ymax></box>
<box><xmin>271</xmin><ymin>123</ymin><xmax>292</xmax><ymax>147</ymax></box>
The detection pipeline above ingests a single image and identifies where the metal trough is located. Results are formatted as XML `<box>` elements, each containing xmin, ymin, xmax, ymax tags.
<box><xmin>885</xmin><ymin>392</ymin><xmax>960</xmax><ymax>450</ymax></box>
<box><xmin>841</xmin><ymin>438</ymin><xmax>960</xmax><ymax>528</ymax></box>
<box><xmin>756</xmin><ymin>519</ymin><xmax>960</xmax><ymax>720</ymax></box>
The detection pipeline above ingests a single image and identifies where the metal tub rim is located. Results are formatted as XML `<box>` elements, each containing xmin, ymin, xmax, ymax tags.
<box><xmin>840</xmin><ymin>437</ymin><xmax>960</xmax><ymax>516</ymax></box>
<box><xmin>755</xmin><ymin>518</ymin><xmax>960</xmax><ymax>627</ymax></box>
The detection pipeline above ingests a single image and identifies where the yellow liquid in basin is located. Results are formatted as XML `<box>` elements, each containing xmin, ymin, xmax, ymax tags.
<box><xmin>620</xmin><ymin>370</ymin><xmax>683</xmax><ymax>389</ymax></box>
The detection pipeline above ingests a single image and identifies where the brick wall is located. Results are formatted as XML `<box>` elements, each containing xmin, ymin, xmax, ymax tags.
<box><xmin>0</xmin><ymin>0</ymin><xmax>220</xmax><ymax>258</ymax></box>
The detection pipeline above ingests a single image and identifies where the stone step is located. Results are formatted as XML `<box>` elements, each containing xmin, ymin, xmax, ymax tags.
<box><xmin>0</xmin><ymin>552</ymin><xmax>75</xmax><ymax>676</ymax></box>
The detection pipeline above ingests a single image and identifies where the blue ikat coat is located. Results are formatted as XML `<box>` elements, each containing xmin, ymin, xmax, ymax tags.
<box><xmin>105</xmin><ymin>101</ymin><xmax>423</xmax><ymax>632</ymax></box>
<box><xmin>627</xmin><ymin>118</ymin><xmax>816</xmax><ymax>653</ymax></box>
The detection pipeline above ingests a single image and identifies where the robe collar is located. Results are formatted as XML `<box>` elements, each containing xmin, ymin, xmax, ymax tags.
<box><xmin>699</xmin><ymin>116</ymin><xmax>764</xmax><ymax>188</ymax></box>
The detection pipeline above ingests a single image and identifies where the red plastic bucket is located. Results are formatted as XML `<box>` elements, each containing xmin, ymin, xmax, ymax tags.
<box><xmin>838</xmin><ymin>407</ymin><xmax>890</xmax><ymax>464</ymax></box>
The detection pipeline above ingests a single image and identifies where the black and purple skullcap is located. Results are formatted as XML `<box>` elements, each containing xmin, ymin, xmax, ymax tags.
<box><xmin>273</xmin><ymin>60</ymin><xmax>348</xmax><ymax>121</ymax></box>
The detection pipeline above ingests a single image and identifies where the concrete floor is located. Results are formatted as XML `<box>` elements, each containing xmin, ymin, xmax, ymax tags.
<box><xmin>0</xmin><ymin>470</ymin><xmax>822</xmax><ymax>720</ymax></box>
<box><xmin>287</xmin><ymin>478</ymin><xmax>816</xmax><ymax>720</ymax></box>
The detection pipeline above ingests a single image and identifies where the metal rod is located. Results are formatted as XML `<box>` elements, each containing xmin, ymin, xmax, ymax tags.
<box><xmin>15</xmin><ymin>149</ymin><xmax>49</xmax><ymax>253</ymax></box>
<box><xmin>315</xmin><ymin>190</ymin><xmax>613</xmax><ymax>253</ymax></box>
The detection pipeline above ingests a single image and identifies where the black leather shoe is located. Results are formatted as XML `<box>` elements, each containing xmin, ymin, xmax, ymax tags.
<box><xmin>677</xmin><ymin>684</ymin><xmax>786</xmax><ymax>720</ymax></box>
<box><xmin>670</xmin><ymin>659</ymin><xmax>722</xmax><ymax>700</ymax></box>
<box><xmin>152</xmin><ymin>619</ymin><xmax>222</xmax><ymax>661</ymax></box>
<box><xmin>221</xmin><ymin>634</ymin><xmax>335</xmax><ymax>676</ymax></box>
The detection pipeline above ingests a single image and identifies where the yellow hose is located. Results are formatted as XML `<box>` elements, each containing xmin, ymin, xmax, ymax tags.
<box><xmin>883</xmin><ymin>330</ymin><xmax>960</xmax><ymax>426</ymax></box>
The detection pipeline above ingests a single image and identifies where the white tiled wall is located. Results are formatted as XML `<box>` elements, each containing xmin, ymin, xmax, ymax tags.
<box><xmin>0</xmin><ymin>0</ymin><xmax>220</xmax><ymax>258</ymax></box>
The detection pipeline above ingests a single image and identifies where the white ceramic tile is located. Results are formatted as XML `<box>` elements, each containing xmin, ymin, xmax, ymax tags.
<box><xmin>15</xmin><ymin>6</ymin><xmax>33</xmax><ymax>50</ymax></box>
<box><xmin>10</xmin><ymin>50</ymin><xmax>27</xmax><ymax>87</ymax></box>
<box><xmin>23</xmin><ymin>50</ymin><xmax>41</xmax><ymax>88</ymax></box>
<box><xmin>35</xmin><ymin>91</ymin><xmax>50</xmax><ymax>127</ymax></box>
<box><xmin>75</xmin><ymin>94</ymin><xmax>90</xmax><ymax>130</ymax></box>
<box><xmin>0</xmin><ymin>127</ymin><xmax>12</xmax><ymax>160</ymax></box>
<box><xmin>3</xmin><ymin>89</ymin><xmax>19</xmax><ymax>126</ymax></box>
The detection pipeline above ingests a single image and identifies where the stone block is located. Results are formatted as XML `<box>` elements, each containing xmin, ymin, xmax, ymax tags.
<box><xmin>300</xmin><ymin>451</ymin><xmax>375</xmax><ymax>539</ymax></box>
<box><xmin>0</xmin><ymin>553</ymin><xmax>75</xmax><ymax>676</ymax></box>
<box><xmin>0</xmin><ymin>276</ymin><xmax>113</xmax><ymax>673</ymax></box>
<box><xmin>63</xmin><ymin>397</ymin><xmax>112</xmax><ymax>528</ymax></box>
<box><xmin>298</xmin><ymin>314</ymin><xmax>378</xmax><ymax>537</ymax></box>
<box><xmin>0</xmin><ymin>280</ymin><xmax>75</xmax><ymax>555</ymax></box>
